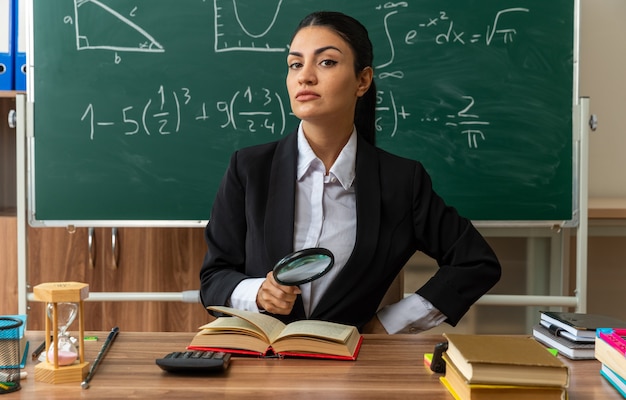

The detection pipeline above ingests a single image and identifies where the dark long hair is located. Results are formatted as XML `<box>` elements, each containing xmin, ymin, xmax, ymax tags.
<box><xmin>291</xmin><ymin>11</ymin><xmax>377</xmax><ymax>145</ymax></box>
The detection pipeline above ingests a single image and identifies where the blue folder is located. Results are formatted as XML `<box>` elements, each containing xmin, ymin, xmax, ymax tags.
<box><xmin>0</xmin><ymin>0</ymin><xmax>14</xmax><ymax>90</ymax></box>
<box><xmin>13</xmin><ymin>0</ymin><xmax>25</xmax><ymax>91</ymax></box>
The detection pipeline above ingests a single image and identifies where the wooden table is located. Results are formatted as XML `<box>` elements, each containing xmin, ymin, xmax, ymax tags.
<box><xmin>13</xmin><ymin>332</ymin><xmax>623</xmax><ymax>399</ymax></box>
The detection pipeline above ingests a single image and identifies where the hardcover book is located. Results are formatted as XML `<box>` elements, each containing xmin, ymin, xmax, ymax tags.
<box><xmin>595</xmin><ymin>329</ymin><xmax>626</xmax><ymax>378</ymax></box>
<box><xmin>188</xmin><ymin>306</ymin><xmax>362</xmax><ymax>360</ymax></box>
<box><xmin>443</xmin><ymin>333</ymin><xmax>569</xmax><ymax>387</ymax></box>
<box><xmin>533</xmin><ymin>323</ymin><xmax>595</xmax><ymax>360</ymax></box>
<box><xmin>440</xmin><ymin>353</ymin><xmax>567</xmax><ymax>400</ymax></box>
<box><xmin>540</xmin><ymin>311</ymin><xmax>626</xmax><ymax>341</ymax></box>
<box><xmin>600</xmin><ymin>364</ymin><xmax>626</xmax><ymax>399</ymax></box>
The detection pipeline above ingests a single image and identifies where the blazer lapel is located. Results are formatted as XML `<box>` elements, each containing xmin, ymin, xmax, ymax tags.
<box><xmin>310</xmin><ymin>137</ymin><xmax>382</xmax><ymax>319</ymax></box>
<box><xmin>264</xmin><ymin>131</ymin><xmax>298</xmax><ymax>264</ymax></box>
<box><xmin>263</xmin><ymin>131</ymin><xmax>306</xmax><ymax>320</ymax></box>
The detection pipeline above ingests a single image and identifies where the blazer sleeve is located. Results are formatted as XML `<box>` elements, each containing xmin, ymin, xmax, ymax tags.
<box><xmin>199</xmin><ymin>133</ymin><xmax>298</xmax><ymax>317</ymax></box>
<box><xmin>199</xmin><ymin>150</ymin><xmax>251</xmax><ymax>310</ymax></box>
<box><xmin>411</xmin><ymin>165</ymin><xmax>502</xmax><ymax>325</ymax></box>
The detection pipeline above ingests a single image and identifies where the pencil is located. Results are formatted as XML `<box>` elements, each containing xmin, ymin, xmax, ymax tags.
<box><xmin>81</xmin><ymin>327</ymin><xmax>119</xmax><ymax>389</ymax></box>
<box><xmin>31</xmin><ymin>340</ymin><xmax>46</xmax><ymax>361</ymax></box>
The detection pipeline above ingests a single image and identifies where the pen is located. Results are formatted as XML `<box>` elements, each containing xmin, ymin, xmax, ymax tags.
<box><xmin>31</xmin><ymin>340</ymin><xmax>46</xmax><ymax>361</ymax></box>
<box><xmin>81</xmin><ymin>326</ymin><xmax>119</xmax><ymax>389</ymax></box>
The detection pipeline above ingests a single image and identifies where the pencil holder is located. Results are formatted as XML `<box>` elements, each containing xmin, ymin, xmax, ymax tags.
<box><xmin>33</xmin><ymin>282</ymin><xmax>90</xmax><ymax>384</ymax></box>
<box><xmin>0</xmin><ymin>317</ymin><xmax>23</xmax><ymax>394</ymax></box>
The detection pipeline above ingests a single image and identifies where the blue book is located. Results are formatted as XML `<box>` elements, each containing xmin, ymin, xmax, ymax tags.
<box><xmin>601</xmin><ymin>364</ymin><xmax>626</xmax><ymax>398</ymax></box>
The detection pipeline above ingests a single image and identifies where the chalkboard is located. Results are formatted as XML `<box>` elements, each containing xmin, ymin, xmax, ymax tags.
<box><xmin>30</xmin><ymin>0</ymin><xmax>575</xmax><ymax>225</ymax></box>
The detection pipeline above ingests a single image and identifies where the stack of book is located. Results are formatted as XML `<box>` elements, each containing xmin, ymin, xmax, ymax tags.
<box><xmin>595</xmin><ymin>328</ymin><xmax>626</xmax><ymax>398</ymax></box>
<box><xmin>533</xmin><ymin>311</ymin><xmax>626</xmax><ymax>360</ymax></box>
<box><xmin>440</xmin><ymin>333</ymin><xmax>569</xmax><ymax>400</ymax></box>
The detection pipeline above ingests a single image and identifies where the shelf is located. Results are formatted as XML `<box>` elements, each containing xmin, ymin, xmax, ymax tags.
<box><xmin>0</xmin><ymin>207</ymin><xmax>17</xmax><ymax>216</ymax></box>
<box><xmin>0</xmin><ymin>91</ymin><xmax>24</xmax><ymax>98</ymax></box>
<box><xmin>588</xmin><ymin>197</ymin><xmax>626</xmax><ymax>219</ymax></box>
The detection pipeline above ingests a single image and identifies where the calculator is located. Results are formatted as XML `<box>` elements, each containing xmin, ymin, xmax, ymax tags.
<box><xmin>156</xmin><ymin>350</ymin><xmax>231</xmax><ymax>373</ymax></box>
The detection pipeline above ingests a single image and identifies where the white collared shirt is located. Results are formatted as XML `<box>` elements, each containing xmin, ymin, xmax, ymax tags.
<box><xmin>229</xmin><ymin>123</ymin><xmax>445</xmax><ymax>333</ymax></box>
<box><xmin>293</xmin><ymin>124</ymin><xmax>357</xmax><ymax>317</ymax></box>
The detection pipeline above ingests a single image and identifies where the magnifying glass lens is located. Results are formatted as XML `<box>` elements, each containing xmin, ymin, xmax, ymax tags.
<box><xmin>273</xmin><ymin>248</ymin><xmax>334</xmax><ymax>286</ymax></box>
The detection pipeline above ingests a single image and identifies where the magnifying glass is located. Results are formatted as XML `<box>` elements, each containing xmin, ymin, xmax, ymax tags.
<box><xmin>272</xmin><ymin>248</ymin><xmax>335</xmax><ymax>286</ymax></box>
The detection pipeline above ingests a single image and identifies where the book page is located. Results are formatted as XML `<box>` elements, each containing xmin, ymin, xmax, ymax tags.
<box><xmin>275</xmin><ymin>320</ymin><xmax>355</xmax><ymax>343</ymax></box>
<box><xmin>199</xmin><ymin>317</ymin><xmax>269</xmax><ymax>342</ymax></box>
<box><xmin>208</xmin><ymin>306</ymin><xmax>286</xmax><ymax>343</ymax></box>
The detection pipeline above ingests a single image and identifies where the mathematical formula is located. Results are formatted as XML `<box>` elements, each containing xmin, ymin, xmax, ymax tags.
<box><xmin>67</xmin><ymin>1</ymin><xmax>529</xmax><ymax>149</ymax></box>
<box><xmin>80</xmin><ymin>85</ymin><xmax>415</xmax><ymax>142</ymax></box>
<box><xmin>80</xmin><ymin>85</ymin><xmax>490</xmax><ymax>148</ymax></box>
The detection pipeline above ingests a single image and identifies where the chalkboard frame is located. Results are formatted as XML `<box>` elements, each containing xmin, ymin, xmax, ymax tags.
<box><xmin>26</xmin><ymin>0</ymin><xmax>580</xmax><ymax>228</ymax></box>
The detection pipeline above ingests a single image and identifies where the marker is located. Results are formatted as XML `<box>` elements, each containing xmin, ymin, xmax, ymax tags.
<box><xmin>81</xmin><ymin>326</ymin><xmax>119</xmax><ymax>389</ymax></box>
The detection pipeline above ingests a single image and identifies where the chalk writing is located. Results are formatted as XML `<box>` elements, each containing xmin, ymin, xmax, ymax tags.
<box><xmin>445</xmin><ymin>96</ymin><xmax>490</xmax><ymax>148</ymax></box>
<box><xmin>72</xmin><ymin>2</ymin><xmax>531</xmax><ymax>148</ymax></box>
<box><xmin>81</xmin><ymin>85</ymin><xmax>409</xmax><ymax>141</ymax></box>
<box><xmin>69</xmin><ymin>0</ymin><xmax>164</xmax><ymax>55</ymax></box>
<box><xmin>214</xmin><ymin>0</ymin><xmax>286</xmax><ymax>52</ymax></box>
<box><xmin>408</xmin><ymin>7</ymin><xmax>529</xmax><ymax>46</ymax></box>
<box><xmin>80</xmin><ymin>86</ymin><xmax>200</xmax><ymax>140</ymax></box>
<box><xmin>376</xmin><ymin>90</ymin><xmax>410</xmax><ymax>138</ymax></box>
<box><xmin>216</xmin><ymin>87</ymin><xmax>286</xmax><ymax>135</ymax></box>
<box><xmin>417</xmin><ymin>95</ymin><xmax>491</xmax><ymax>148</ymax></box>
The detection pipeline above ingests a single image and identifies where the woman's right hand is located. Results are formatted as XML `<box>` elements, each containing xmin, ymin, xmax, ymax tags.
<box><xmin>256</xmin><ymin>271</ymin><xmax>302</xmax><ymax>315</ymax></box>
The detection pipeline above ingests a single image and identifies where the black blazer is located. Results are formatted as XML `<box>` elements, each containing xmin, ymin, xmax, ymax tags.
<box><xmin>199</xmin><ymin>130</ymin><xmax>501</xmax><ymax>330</ymax></box>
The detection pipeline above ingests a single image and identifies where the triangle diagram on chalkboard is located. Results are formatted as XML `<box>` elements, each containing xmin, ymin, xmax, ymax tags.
<box><xmin>74</xmin><ymin>0</ymin><xmax>164</xmax><ymax>53</ymax></box>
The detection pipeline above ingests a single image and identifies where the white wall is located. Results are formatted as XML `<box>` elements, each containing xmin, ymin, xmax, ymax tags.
<box><xmin>580</xmin><ymin>0</ymin><xmax>626</xmax><ymax>197</ymax></box>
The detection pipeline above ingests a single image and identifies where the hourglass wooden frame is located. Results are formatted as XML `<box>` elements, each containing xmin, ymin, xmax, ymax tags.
<box><xmin>33</xmin><ymin>282</ymin><xmax>90</xmax><ymax>384</ymax></box>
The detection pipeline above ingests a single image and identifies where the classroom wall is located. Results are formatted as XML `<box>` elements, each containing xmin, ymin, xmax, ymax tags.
<box><xmin>573</xmin><ymin>0</ymin><xmax>626</xmax><ymax>321</ymax></box>
<box><xmin>580</xmin><ymin>0</ymin><xmax>626</xmax><ymax>197</ymax></box>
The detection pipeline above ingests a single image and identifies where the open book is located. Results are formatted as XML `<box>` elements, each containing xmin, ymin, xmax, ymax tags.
<box><xmin>187</xmin><ymin>306</ymin><xmax>363</xmax><ymax>360</ymax></box>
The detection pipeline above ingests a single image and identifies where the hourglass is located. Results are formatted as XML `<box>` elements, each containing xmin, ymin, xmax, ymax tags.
<box><xmin>46</xmin><ymin>302</ymin><xmax>79</xmax><ymax>365</ymax></box>
<box><xmin>33</xmin><ymin>282</ymin><xmax>90</xmax><ymax>384</ymax></box>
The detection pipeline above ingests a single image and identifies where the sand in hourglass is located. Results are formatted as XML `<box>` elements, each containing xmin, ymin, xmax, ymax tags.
<box><xmin>46</xmin><ymin>303</ymin><xmax>79</xmax><ymax>366</ymax></box>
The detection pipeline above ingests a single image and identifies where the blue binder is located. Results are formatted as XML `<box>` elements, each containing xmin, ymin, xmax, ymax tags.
<box><xmin>13</xmin><ymin>0</ymin><xmax>25</xmax><ymax>91</ymax></box>
<box><xmin>0</xmin><ymin>0</ymin><xmax>14</xmax><ymax>90</ymax></box>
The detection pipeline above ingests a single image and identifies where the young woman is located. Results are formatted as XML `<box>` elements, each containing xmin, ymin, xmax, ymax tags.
<box><xmin>199</xmin><ymin>11</ymin><xmax>501</xmax><ymax>333</ymax></box>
